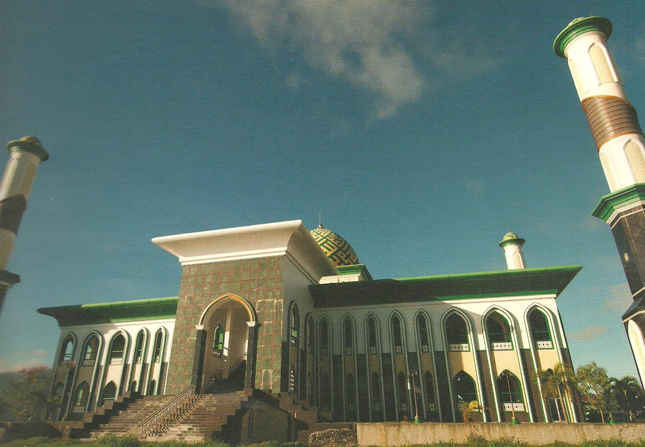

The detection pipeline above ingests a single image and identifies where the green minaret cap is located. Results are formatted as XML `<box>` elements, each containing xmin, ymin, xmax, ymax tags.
<box><xmin>6</xmin><ymin>136</ymin><xmax>49</xmax><ymax>162</ymax></box>
<box><xmin>553</xmin><ymin>16</ymin><xmax>612</xmax><ymax>58</ymax></box>
<box><xmin>499</xmin><ymin>232</ymin><xmax>525</xmax><ymax>248</ymax></box>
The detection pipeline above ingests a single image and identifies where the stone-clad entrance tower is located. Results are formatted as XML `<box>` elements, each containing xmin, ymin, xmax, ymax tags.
<box><xmin>0</xmin><ymin>136</ymin><xmax>49</xmax><ymax>316</ymax></box>
<box><xmin>554</xmin><ymin>17</ymin><xmax>645</xmax><ymax>382</ymax></box>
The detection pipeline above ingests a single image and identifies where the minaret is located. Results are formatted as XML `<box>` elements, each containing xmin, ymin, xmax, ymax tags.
<box><xmin>0</xmin><ymin>136</ymin><xmax>49</xmax><ymax>316</ymax></box>
<box><xmin>499</xmin><ymin>232</ymin><xmax>526</xmax><ymax>270</ymax></box>
<box><xmin>554</xmin><ymin>17</ymin><xmax>645</xmax><ymax>382</ymax></box>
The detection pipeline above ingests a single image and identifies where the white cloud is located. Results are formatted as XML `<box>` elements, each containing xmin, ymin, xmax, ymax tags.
<box><xmin>0</xmin><ymin>350</ymin><xmax>49</xmax><ymax>372</ymax></box>
<box><xmin>634</xmin><ymin>37</ymin><xmax>645</xmax><ymax>66</ymax></box>
<box><xmin>214</xmin><ymin>0</ymin><xmax>497</xmax><ymax>118</ymax></box>
<box><xmin>0</xmin><ymin>357</ymin><xmax>48</xmax><ymax>373</ymax></box>
<box><xmin>568</xmin><ymin>325</ymin><xmax>608</xmax><ymax>342</ymax></box>
<box><xmin>604</xmin><ymin>283</ymin><xmax>632</xmax><ymax>313</ymax></box>
<box><xmin>13</xmin><ymin>349</ymin><xmax>47</xmax><ymax>358</ymax></box>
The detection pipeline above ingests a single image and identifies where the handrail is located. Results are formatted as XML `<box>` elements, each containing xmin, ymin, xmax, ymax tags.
<box><xmin>137</xmin><ymin>385</ymin><xmax>205</xmax><ymax>438</ymax></box>
<box><xmin>228</xmin><ymin>353</ymin><xmax>247</xmax><ymax>372</ymax></box>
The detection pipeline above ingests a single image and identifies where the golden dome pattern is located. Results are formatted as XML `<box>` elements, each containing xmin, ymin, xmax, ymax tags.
<box><xmin>310</xmin><ymin>224</ymin><xmax>359</xmax><ymax>267</ymax></box>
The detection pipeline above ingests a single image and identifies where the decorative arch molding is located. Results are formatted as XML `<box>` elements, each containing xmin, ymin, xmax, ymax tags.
<box><xmin>481</xmin><ymin>305</ymin><xmax>534</xmax><ymax>422</ymax></box>
<box><xmin>304</xmin><ymin>313</ymin><xmax>316</xmax><ymax>404</ymax></box>
<box><xmin>440</xmin><ymin>307</ymin><xmax>487</xmax><ymax>422</ymax></box>
<box><xmin>523</xmin><ymin>303</ymin><xmax>573</xmax><ymax>422</ymax></box>
<box><xmin>363</xmin><ymin>312</ymin><xmax>385</xmax><ymax>422</ymax></box>
<box><xmin>128</xmin><ymin>328</ymin><xmax>150</xmax><ymax>393</ymax></box>
<box><xmin>197</xmin><ymin>293</ymin><xmax>257</xmax><ymax>328</ymax></box>
<box><xmin>56</xmin><ymin>332</ymin><xmax>78</xmax><ymax>365</ymax></box>
<box><xmin>340</xmin><ymin>313</ymin><xmax>359</xmax><ymax>421</ymax></box>
<box><xmin>77</xmin><ymin>331</ymin><xmax>105</xmax><ymax>413</ymax></box>
<box><xmin>388</xmin><ymin>310</ymin><xmax>411</xmax><ymax>421</ymax></box>
<box><xmin>412</xmin><ymin>308</ymin><xmax>441</xmax><ymax>422</ymax></box>
<box><xmin>317</xmin><ymin>315</ymin><xmax>334</xmax><ymax>415</ymax></box>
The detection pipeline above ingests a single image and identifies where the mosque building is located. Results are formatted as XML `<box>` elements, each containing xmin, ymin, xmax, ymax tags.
<box><xmin>38</xmin><ymin>217</ymin><xmax>583</xmax><ymax>440</ymax></box>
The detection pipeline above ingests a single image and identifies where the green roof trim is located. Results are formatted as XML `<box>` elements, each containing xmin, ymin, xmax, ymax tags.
<box><xmin>591</xmin><ymin>183</ymin><xmax>645</xmax><ymax>222</ymax></box>
<box><xmin>38</xmin><ymin>297</ymin><xmax>178</xmax><ymax>327</ymax></box>
<box><xmin>553</xmin><ymin>16</ymin><xmax>612</xmax><ymax>58</ymax></box>
<box><xmin>336</xmin><ymin>264</ymin><xmax>373</xmax><ymax>280</ymax></box>
<box><xmin>310</xmin><ymin>266</ymin><xmax>581</xmax><ymax>308</ymax></box>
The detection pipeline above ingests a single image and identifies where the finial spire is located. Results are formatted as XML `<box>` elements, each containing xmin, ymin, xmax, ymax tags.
<box><xmin>318</xmin><ymin>214</ymin><xmax>323</xmax><ymax>229</ymax></box>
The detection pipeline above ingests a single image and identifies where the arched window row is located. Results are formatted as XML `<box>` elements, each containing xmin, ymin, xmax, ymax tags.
<box><xmin>73</xmin><ymin>327</ymin><xmax>169</xmax><ymax>368</ymax></box>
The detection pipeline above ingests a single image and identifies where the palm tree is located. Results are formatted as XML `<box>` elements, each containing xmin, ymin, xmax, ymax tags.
<box><xmin>609</xmin><ymin>376</ymin><xmax>644</xmax><ymax>422</ymax></box>
<box><xmin>535</xmin><ymin>362</ymin><xmax>576</xmax><ymax>423</ymax></box>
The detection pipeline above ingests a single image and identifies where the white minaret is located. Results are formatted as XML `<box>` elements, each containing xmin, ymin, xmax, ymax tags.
<box><xmin>555</xmin><ymin>17</ymin><xmax>645</xmax><ymax>384</ymax></box>
<box><xmin>554</xmin><ymin>17</ymin><xmax>645</xmax><ymax>192</ymax></box>
<box><xmin>0</xmin><ymin>136</ymin><xmax>49</xmax><ymax>315</ymax></box>
<box><xmin>499</xmin><ymin>232</ymin><xmax>526</xmax><ymax>270</ymax></box>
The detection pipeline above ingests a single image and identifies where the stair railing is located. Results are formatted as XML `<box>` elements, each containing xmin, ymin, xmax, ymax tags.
<box><xmin>136</xmin><ymin>385</ymin><xmax>205</xmax><ymax>438</ymax></box>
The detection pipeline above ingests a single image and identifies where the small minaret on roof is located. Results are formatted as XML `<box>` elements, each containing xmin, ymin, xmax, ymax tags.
<box><xmin>499</xmin><ymin>232</ymin><xmax>526</xmax><ymax>270</ymax></box>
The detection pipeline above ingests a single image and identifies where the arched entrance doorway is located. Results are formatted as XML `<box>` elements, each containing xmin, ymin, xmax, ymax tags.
<box><xmin>195</xmin><ymin>294</ymin><xmax>258</xmax><ymax>393</ymax></box>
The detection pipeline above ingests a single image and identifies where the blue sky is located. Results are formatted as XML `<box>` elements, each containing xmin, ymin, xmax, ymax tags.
<box><xmin>1</xmin><ymin>0</ymin><xmax>645</xmax><ymax>379</ymax></box>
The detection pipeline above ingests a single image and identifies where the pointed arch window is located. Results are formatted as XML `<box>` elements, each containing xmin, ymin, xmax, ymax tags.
<box><xmin>73</xmin><ymin>382</ymin><xmax>89</xmax><ymax>409</ymax></box>
<box><xmin>213</xmin><ymin>325</ymin><xmax>224</xmax><ymax>357</ymax></box>
<box><xmin>486</xmin><ymin>312</ymin><xmax>512</xmax><ymax>350</ymax></box>
<box><xmin>453</xmin><ymin>371</ymin><xmax>477</xmax><ymax>406</ymax></box>
<box><xmin>101</xmin><ymin>381</ymin><xmax>117</xmax><ymax>405</ymax></box>
<box><xmin>82</xmin><ymin>335</ymin><xmax>99</xmax><ymax>366</ymax></box>
<box><xmin>306</xmin><ymin>317</ymin><xmax>315</xmax><ymax>355</ymax></box>
<box><xmin>417</xmin><ymin>313</ymin><xmax>430</xmax><ymax>353</ymax></box>
<box><xmin>367</xmin><ymin>316</ymin><xmax>378</xmax><ymax>355</ymax></box>
<box><xmin>153</xmin><ymin>330</ymin><xmax>164</xmax><ymax>363</ymax></box>
<box><xmin>320</xmin><ymin>319</ymin><xmax>330</xmax><ymax>357</ymax></box>
<box><xmin>528</xmin><ymin>309</ymin><xmax>552</xmax><ymax>349</ymax></box>
<box><xmin>343</xmin><ymin>318</ymin><xmax>354</xmax><ymax>355</ymax></box>
<box><xmin>498</xmin><ymin>370</ymin><xmax>524</xmax><ymax>412</ymax></box>
<box><xmin>290</xmin><ymin>304</ymin><xmax>299</xmax><ymax>346</ymax></box>
<box><xmin>392</xmin><ymin>315</ymin><xmax>403</xmax><ymax>354</ymax></box>
<box><xmin>134</xmin><ymin>331</ymin><xmax>145</xmax><ymax>364</ymax></box>
<box><xmin>109</xmin><ymin>334</ymin><xmax>125</xmax><ymax>365</ymax></box>
<box><xmin>446</xmin><ymin>313</ymin><xmax>469</xmax><ymax>352</ymax></box>
<box><xmin>58</xmin><ymin>335</ymin><xmax>74</xmax><ymax>364</ymax></box>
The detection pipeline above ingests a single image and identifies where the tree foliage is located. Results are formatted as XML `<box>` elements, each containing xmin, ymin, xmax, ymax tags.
<box><xmin>0</xmin><ymin>366</ymin><xmax>58</xmax><ymax>421</ymax></box>
<box><xmin>609</xmin><ymin>375</ymin><xmax>645</xmax><ymax>421</ymax></box>
<box><xmin>534</xmin><ymin>362</ymin><xmax>576</xmax><ymax>422</ymax></box>
<box><xmin>575</xmin><ymin>362</ymin><xmax>611</xmax><ymax>423</ymax></box>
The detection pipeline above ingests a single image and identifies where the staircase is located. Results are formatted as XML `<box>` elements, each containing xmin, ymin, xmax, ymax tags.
<box><xmin>267</xmin><ymin>392</ymin><xmax>351</xmax><ymax>443</ymax></box>
<box><xmin>142</xmin><ymin>391</ymin><xmax>250</xmax><ymax>443</ymax></box>
<box><xmin>89</xmin><ymin>396</ymin><xmax>173</xmax><ymax>438</ymax></box>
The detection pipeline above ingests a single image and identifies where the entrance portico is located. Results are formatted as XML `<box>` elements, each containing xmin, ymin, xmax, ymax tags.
<box><xmin>193</xmin><ymin>294</ymin><xmax>258</xmax><ymax>393</ymax></box>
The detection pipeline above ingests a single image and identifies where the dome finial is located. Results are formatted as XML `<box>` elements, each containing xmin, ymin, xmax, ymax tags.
<box><xmin>318</xmin><ymin>214</ymin><xmax>323</xmax><ymax>229</ymax></box>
